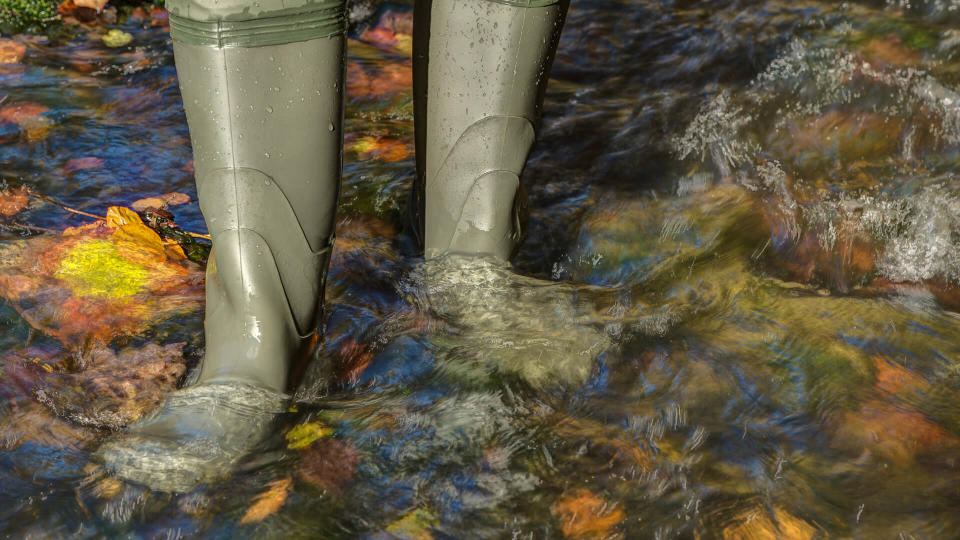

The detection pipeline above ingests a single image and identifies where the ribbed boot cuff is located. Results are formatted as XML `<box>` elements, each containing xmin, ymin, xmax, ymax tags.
<box><xmin>170</xmin><ymin>1</ymin><xmax>346</xmax><ymax>48</ymax></box>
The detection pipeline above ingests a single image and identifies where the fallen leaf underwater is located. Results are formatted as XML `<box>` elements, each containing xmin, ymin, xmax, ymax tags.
<box><xmin>3</xmin><ymin>0</ymin><xmax>960</xmax><ymax>537</ymax></box>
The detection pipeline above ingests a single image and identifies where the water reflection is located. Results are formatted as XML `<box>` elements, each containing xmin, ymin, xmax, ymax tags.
<box><xmin>2</xmin><ymin>0</ymin><xmax>960</xmax><ymax>537</ymax></box>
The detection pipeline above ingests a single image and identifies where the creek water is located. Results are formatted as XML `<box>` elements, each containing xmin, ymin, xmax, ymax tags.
<box><xmin>2</xmin><ymin>0</ymin><xmax>960</xmax><ymax>537</ymax></box>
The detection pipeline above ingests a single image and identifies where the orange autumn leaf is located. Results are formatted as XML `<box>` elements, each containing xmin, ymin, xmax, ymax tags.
<box><xmin>721</xmin><ymin>506</ymin><xmax>818</xmax><ymax>540</ymax></box>
<box><xmin>0</xmin><ymin>227</ymin><xmax>203</xmax><ymax>348</ymax></box>
<box><xmin>0</xmin><ymin>186</ymin><xmax>29</xmax><ymax>217</ymax></box>
<box><xmin>362</xmin><ymin>27</ymin><xmax>400</xmax><ymax>48</ymax></box>
<box><xmin>831</xmin><ymin>400</ymin><xmax>959</xmax><ymax>466</ymax></box>
<box><xmin>349</xmin><ymin>136</ymin><xmax>410</xmax><ymax>162</ymax></box>
<box><xmin>57</xmin><ymin>0</ymin><xmax>76</xmax><ymax>15</ymax></box>
<box><xmin>0</xmin><ymin>103</ymin><xmax>53</xmax><ymax>141</ymax></box>
<box><xmin>346</xmin><ymin>62</ymin><xmax>412</xmax><ymax>99</ymax></box>
<box><xmin>240</xmin><ymin>477</ymin><xmax>293</xmax><ymax>524</ymax></box>
<box><xmin>73</xmin><ymin>0</ymin><xmax>108</xmax><ymax>12</ymax></box>
<box><xmin>0</xmin><ymin>40</ymin><xmax>27</xmax><ymax>64</ymax></box>
<box><xmin>62</xmin><ymin>221</ymin><xmax>106</xmax><ymax>237</ymax></box>
<box><xmin>0</xmin><ymin>103</ymin><xmax>48</xmax><ymax>125</ymax></box>
<box><xmin>552</xmin><ymin>489</ymin><xmax>624</xmax><ymax>539</ymax></box>
<box><xmin>360</xmin><ymin>9</ymin><xmax>413</xmax><ymax>54</ymax></box>
<box><xmin>148</xmin><ymin>6</ymin><xmax>168</xmax><ymax>26</ymax></box>
<box><xmin>873</xmin><ymin>356</ymin><xmax>927</xmax><ymax>395</ymax></box>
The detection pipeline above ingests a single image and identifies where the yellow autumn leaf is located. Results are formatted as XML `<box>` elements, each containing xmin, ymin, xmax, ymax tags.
<box><xmin>105</xmin><ymin>206</ymin><xmax>141</xmax><ymax>228</ymax></box>
<box><xmin>393</xmin><ymin>34</ymin><xmax>413</xmax><ymax>55</ymax></box>
<box><xmin>286</xmin><ymin>422</ymin><xmax>334</xmax><ymax>450</ymax></box>
<box><xmin>163</xmin><ymin>240</ymin><xmax>187</xmax><ymax>261</ymax></box>
<box><xmin>54</xmin><ymin>238</ymin><xmax>151</xmax><ymax>299</ymax></box>
<box><xmin>385</xmin><ymin>508</ymin><xmax>437</xmax><ymax>540</ymax></box>
<box><xmin>721</xmin><ymin>506</ymin><xmax>818</xmax><ymax>540</ymax></box>
<box><xmin>102</xmin><ymin>30</ymin><xmax>133</xmax><ymax>48</ymax></box>
<box><xmin>240</xmin><ymin>477</ymin><xmax>293</xmax><ymax>525</ymax></box>
<box><xmin>105</xmin><ymin>206</ymin><xmax>168</xmax><ymax>262</ymax></box>
<box><xmin>350</xmin><ymin>136</ymin><xmax>378</xmax><ymax>154</ymax></box>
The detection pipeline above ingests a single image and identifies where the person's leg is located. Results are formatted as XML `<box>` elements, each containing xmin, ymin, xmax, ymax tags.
<box><xmin>412</xmin><ymin>0</ymin><xmax>569</xmax><ymax>260</ymax></box>
<box><xmin>97</xmin><ymin>0</ymin><xmax>346</xmax><ymax>492</ymax></box>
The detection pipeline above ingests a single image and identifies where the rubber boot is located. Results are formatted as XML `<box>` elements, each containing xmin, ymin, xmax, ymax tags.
<box><xmin>406</xmin><ymin>0</ymin><xmax>608</xmax><ymax>390</ymax></box>
<box><xmin>412</xmin><ymin>0</ymin><xmax>569</xmax><ymax>260</ymax></box>
<box><xmin>96</xmin><ymin>0</ymin><xmax>346</xmax><ymax>493</ymax></box>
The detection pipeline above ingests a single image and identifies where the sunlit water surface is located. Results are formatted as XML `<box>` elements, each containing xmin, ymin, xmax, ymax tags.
<box><xmin>3</xmin><ymin>0</ymin><xmax>960</xmax><ymax>537</ymax></box>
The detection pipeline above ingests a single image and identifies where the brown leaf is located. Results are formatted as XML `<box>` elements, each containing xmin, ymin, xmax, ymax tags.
<box><xmin>130</xmin><ymin>192</ymin><xmax>190</xmax><ymax>212</ymax></box>
<box><xmin>129</xmin><ymin>197</ymin><xmax>164</xmax><ymax>212</ymax></box>
<box><xmin>0</xmin><ymin>186</ymin><xmax>29</xmax><ymax>217</ymax></box>
<box><xmin>296</xmin><ymin>438</ymin><xmax>359</xmax><ymax>494</ymax></box>
<box><xmin>73</xmin><ymin>6</ymin><xmax>98</xmax><ymax>22</ymax></box>
<box><xmin>0</xmin><ymin>39</ymin><xmax>27</xmax><ymax>64</ymax></box>
<box><xmin>159</xmin><ymin>192</ymin><xmax>190</xmax><ymax>206</ymax></box>
<box><xmin>33</xmin><ymin>342</ymin><xmax>187</xmax><ymax>429</ymax></box>
<box><xmin>64</xmin><ymin>157</ymin><xmax>104</xmax><ymax>174</ymax></box>
<box><xmin>860</xmin><ymin>35</ymin><xmax>922</xmax><ymax>67</ymax></box>
<box><xmin>240</xmin><ymin>477</ymin><xmax>293</xmax><ymax>524</ymax></box>
<box><xmin>332</xmin><ymin>338</ymin><xmax>374</xmax><ymax>385</ymax></box>
<box><xmin>552</xmin><ymin>489</ymin><xmax>624</xmax><ymax>539</ymax></box>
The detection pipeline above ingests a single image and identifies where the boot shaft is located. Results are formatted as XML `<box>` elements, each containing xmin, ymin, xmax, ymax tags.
<box><xmin>169</xmin><ymin>0</ymin><xmax>347</xmax><ymax>391</ymax></box>
<box><xmin>413</xmin><ymin>0</ymin><xmax>569</xmax><ymax>260</ymax></box>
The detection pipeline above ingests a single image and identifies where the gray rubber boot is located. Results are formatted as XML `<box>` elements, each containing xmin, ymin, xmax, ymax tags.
<box><xmin>96</xmin><ymin>0</ymin><xmax>346</xmax><ymax>493</ymax></box>
<box><xmin>412</xmin><ymin>0</ymin><xmax>568</xmax><ymax>260</ymax></box>
<box><xmin>406</xmin><ymin>0</ymin><xmax>609</xmax><ymax>392</ymax></box>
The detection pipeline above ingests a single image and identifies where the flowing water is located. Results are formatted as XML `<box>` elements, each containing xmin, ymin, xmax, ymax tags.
<box><xmin>2</xmin><ymin>0</ymin><xmax>960</xmax><ymax>537</ymax></box>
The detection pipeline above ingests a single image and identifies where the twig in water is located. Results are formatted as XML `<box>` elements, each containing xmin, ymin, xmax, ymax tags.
<box><xmin>24</xmin><ymin>188</ymin><xmax>212</xmax><ymax>241</ymax></box>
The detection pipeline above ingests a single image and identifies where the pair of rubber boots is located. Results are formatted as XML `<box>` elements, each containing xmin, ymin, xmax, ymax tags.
<box><xmin>97</xmin><ymin>0</ymin><xmax>569</xmax><ymax>492</ymax></box>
